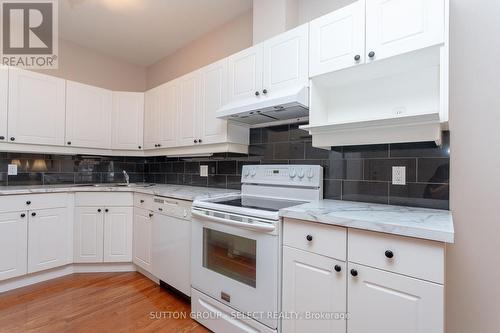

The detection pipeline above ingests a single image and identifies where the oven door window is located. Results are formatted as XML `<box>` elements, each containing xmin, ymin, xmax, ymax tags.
<box><xmin>203</xmin><ymin>228</ymin><xmax>256</xmax><ymax>288</ymax></box>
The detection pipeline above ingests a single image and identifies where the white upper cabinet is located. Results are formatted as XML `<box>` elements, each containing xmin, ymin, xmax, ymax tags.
<box><xmin>263</xmin><ymin>24</ymin><xmax>309</xmax><ymax>95</ymax></box>
<box><xmin>66</xmin><ymin>81</ymin><xmax>112</xmax><ymax>149</ymax></box>
<box><xmin>310</xmin><ymin>1</ymin><xmax>365</xmax><ymax>77</ymax></box>
<box><xmin>226</xmin><ymin>44</ymin><xmax>263</xmax><ymax>104</ymax></box>
<box><xmin>27</xmin><ymin>207</ymin><xmax>68</xmax><ymax>274</ymax></box>
<box><xmin>200</xmin><ymin>59</ymin><xmax>228</xmax><ymax>144</ymax></box>
<box><xmin>348</xmin><ymin>264</ymin><xmax>443</xmax><ymax>333</ymax></box>
<box><xmin>143</xmin><ymin>86</ymin><xmax>162</xmax><ymax>149</ymax></box>
<box><xmin>178</xmin><ymin>72</ymin><xmax>200</xmax><ymax>146</ymax></box>
<box><xmin>112</xmin><ymin>92</ymin><xmax>144</xmax><ymax>150</ymax></box>
<box><xmin>8</xmin><ymin>69</ymin><xmax>66</xmax><ymax>146</ymax></box>
<box><xmin>159</xmin><ymin>81</ymin><xmax>179</xmax><ymax>148</ymax></box>
<box><xmin>0</xmin><ymin>212</ymin><xmax>27</xmax><ymax>281</ymax></box>
<box><xmin>0</xmin><ymin>66</ymin><xmax>7</xmax><ymax>142</ymax></box>
<box><xmin>365</xmin><ymin>0</ymin><xmax>445</xmax><ymax>62</ymax></box>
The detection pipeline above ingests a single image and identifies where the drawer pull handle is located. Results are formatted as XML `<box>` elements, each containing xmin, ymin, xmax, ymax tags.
<box><xmin>334</xmin><ymin>265</ymin><xmax>341</xmax><ymax>272</ymax></box>
<box><xmin>105</xmin><ymin>209</ymin><xmax>109</xmax><ymax>213</ymax></box>
<box><xmin>31</xmin><ymin>212</ymin><xmax>36</xmax><ymax>217</ymax></box>
<box><xmin>350</xmin><ymin>269</ymin><xmax>358</xmax><ymax>277</ymax></box>
<box><xmin>149</xmin><ymin>213</ymin><xmax>154</xmax><ymax>218</ymax></box>
<box><xmin>20</xmin><ymin>213</ymin><xmax>26</xmax><ymax>218</ymax></box>
<box><xmin>97</xmin><ymin>209</ymin><xmax>101</xmax><ymax>213</ymax></box>
<box><xmin>306</xmin><ymin>235</ymin><xmax>313</xmax><ymax>242</ymax></box>
<box><xmin>140</xmin><ymin>200</ymin><xmax>145</xmax><ymax>203</ymax></box>
<box><xmin>385</xmin><ymin>250</ymin><xmax>394</xmax><ymax>259</ymax></box>
<box><xmin>26</xmin><ymin>201</ymin><xmax>31</xmax><ymax>205</ymax></box>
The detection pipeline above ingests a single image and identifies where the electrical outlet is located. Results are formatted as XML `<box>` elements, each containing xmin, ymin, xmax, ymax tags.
<box><xmin>200</xmin><ymin>165</ymin><xmax>208</xmax><ymax>177</ymax></box>
<box><xmin>392</xmin><ymin>166</ymin><xmax>406</xmax><ymax>185</ymax></box>
<box><xmin>8</xmin><ymin>164</ymin><xmax>18</xmax><ymax>176</ymax></box>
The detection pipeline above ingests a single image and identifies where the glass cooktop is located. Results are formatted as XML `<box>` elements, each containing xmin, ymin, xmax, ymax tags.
<box><xmin>212</xmin><ymin>196</ymin><xmax>306</xmax><ymax>212</ymax></box>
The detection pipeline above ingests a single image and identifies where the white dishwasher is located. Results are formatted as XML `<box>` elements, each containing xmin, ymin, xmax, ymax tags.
<box><xmin>152</xmin><ymin>196</ymin><xmax>192</xmax><ymax>297</ymax></box>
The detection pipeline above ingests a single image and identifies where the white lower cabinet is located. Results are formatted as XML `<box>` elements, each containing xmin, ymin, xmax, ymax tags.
<box><xmin>282</xmin><ymin>246</ymin><xmax>346</xmax><ymax>333</ymax></box>
<box><xmin>103</xmin><ymin>207</ymin><xmax>133</xmax><ymax>263</ymax></box>
<box><xmin>133</xmin><ymin>208</ymin><xmax>152</xmax><ymax>272</ymax></box>
<box><xmin>74</xmin><ymin>206</ymin><xmax>132</xmax><ymax>263</ymax></box>
<box><xmin>347</xmin><ymin>264</ymin><xmax>443</xmax><ymax>333</ymax></box>
<box><xmin>27</xmin><ymin>208</ymin><xmax>68</xmax><ymax>274</ymax></box>
<box><xmin>0</xmin><ymin>212</ymin><xmax>28</xmax><ymax>281</ymax></box>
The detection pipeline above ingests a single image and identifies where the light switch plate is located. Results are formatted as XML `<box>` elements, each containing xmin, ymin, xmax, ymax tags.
<box><xmin>8</xmin><ymin>164</ymin><xmax>18</xmax><ymax>176</ymax></box>
<box><xmin>392</xmin><ymin>166</ymin><xmax>406</xmax><ymax>185</ymax></box>
<box><xmin>200</xmin><ymin>165</ymin><xmax>208</xmax><ymax>177</ymax></box>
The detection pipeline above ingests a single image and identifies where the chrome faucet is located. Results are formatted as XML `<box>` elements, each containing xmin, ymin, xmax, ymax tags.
<box><xmin>123</xmin><ymin>170</ymin><xmax>130</xmax><ymax>185</ymax></box>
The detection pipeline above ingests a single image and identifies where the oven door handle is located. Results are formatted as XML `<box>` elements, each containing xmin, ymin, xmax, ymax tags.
<box><xmin>192</xmin><ymin>210</ymin><xmax>276</xmax><ymax>232</ymax></box>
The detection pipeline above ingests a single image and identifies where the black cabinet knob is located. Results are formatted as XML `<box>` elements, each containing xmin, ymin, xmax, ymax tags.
<box><xmin>67</xmin><ymin>141</ymin><xmax>71</xmax><ymax>145</ymax></box>
<box><xmin>306</xmin><ymin>235</ymin><xmax>313</xmax><ymax>242</ymax></box>
<box><xmin>263</xmin><ymin>89</ymin><xmax>268</xmax><ymax>94</ymax></box>
<box><xmin>0</xmin><ymin>136</ymin><xmax>5</xmax><ymax>140</ymax></box>
<box><xmin>10</xmin><ymin>137</ymin><xmax>15</xmax><ymax>141</ymax></box>
<box><xmin>385</xmin><ymin>250</ymin><xmax>394</xmax><ymax>259</ymax></box>
<box><xmin>255</xmin><ymin>91</ymin><xmax>260</xmax><ymax>96</ymax></box>
<box><xmin>149</xmin><ymin>213</ymin><xmax>154</xmax><ymax>218</ymax></box>
<box><xmin>158</xmin><ymin>207</ymin><xmax>163</xmax><ymax>211</ymax></box>
<box><xmin>350</xmin><ymin>269</ymin><xmax>358</xmax><ymax>277</ymax></box>
<box><xmin>97</xmin><ymin>209</ymin><xmax>101</xmax><ymax>212</ymax></box>
<box><xmin>354</xmin><ymin>54</ymin><xmax>361</xmax><ymax>61</ymax></box>
<box><xmin>105</xmin><ymin>209</ymin><xmax>109</xmax><ymax>213</ymax></box>
<box><xmin>334</xmin><ymin>265</ymin><xmax>342</xmax><ymax>272</ymax></box>
<box><xmin>368</xmin><ymin>51</ymin><xmax>376</xmax><ymax>58</ymax></box>
<box><xmin>138</xmin><ymin>146</ymin><xmax>142</xmax><ymax>149</ymax></box>
<box><xmin>26</xmin><ymin>201</ymin><xmax>31</xmax><ymax>205</ymax></box>
<box><xmin>198</xmin><ymin>139</ymin><xmax>202</xmax><ymax>143</ymax></box>
<box><xmin>20</xmin><ymin>213</ymin><xmax>26</xmax><ymax>218</ymax></box>
<box><xmin>157</xmin><ymin>144</ymin><xmax>161</xmax><ymax>147</ymax></box>
<box><xmin>140</xmin><ymin>200</ymin><xmax>145</xmax><ymax>203</ymax></box>
<box><xmin>31</xmin><ymin>212</ymin><xmax>36</xmax><ymax>217</ymax></box>
<box><xmin>194</xmin><ymin>140</ymin><xmax>198</xmax><ymax>144</ymax></box>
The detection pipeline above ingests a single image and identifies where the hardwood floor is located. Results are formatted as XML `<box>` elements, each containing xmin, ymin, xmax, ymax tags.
<box><xmin>0</xmin><ymin>272</ymin><xmax>211</xmax><ymax>333</ymax></box>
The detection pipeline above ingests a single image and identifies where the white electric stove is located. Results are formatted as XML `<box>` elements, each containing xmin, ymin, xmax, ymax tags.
<box><xmin>191</xmin><ymin>165</ymin><xmax>323</xmax><ymax>333</ymax></box>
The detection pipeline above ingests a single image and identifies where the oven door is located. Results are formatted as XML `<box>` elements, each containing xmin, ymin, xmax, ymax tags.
<box><xmin>191</xmin><ymin>208</ymin><xmax>279</xmax><ymax>329</ymax></box>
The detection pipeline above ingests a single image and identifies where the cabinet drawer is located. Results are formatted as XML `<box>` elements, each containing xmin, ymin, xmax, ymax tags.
<box><xmin>348</xmin><ymin>229</ymin><xmax>445</xmax><ymax>284</ymax></box>
<box><xmin>75</xmin><ymin>192</ymin><xmax>133</xmax><ymax>207</ymax></box>
<box><xmin>0</xmin><ymin>193</ymin><xmax>68</xmax><ymax>213</ymax></box>
<box><xmin>283</xmin><ymin>218</ymin><xmax>346</xmax><ymax>261</ymax></box>
<box><xmin>134</xmin><ymin>193</ymin><xmax>153</xmax><ymax>210</ymax></box>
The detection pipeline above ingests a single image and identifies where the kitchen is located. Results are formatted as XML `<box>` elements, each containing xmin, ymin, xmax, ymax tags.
<box><xmin>0</xmin><ymin>0</ymin><xmax>497</xmax><ymax>333</ymax></box>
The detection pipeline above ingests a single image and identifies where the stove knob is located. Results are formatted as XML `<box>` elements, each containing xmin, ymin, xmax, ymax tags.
<box><xmin>250</xmin><ymin>168</ymin><xmax>257</xmax><ymax>177</ymax></box>
<box><xmin>298</xmin><ymin>169</ymin><xmax>305</xmax><ymax>179</ymax></box>
<box><xmin>289</xmin><ymin>168</ymin><xmax>296</xmax><ymax>178</ymax></box>
<box><xmin>307</xmin><ymin>168</ymin><xmax>314</xmax><ymax>179</ymax></box>
<box><xmin>243</xmin><ymin>168</ymin><xmax>250</xmax><ymax>177</ymax></box>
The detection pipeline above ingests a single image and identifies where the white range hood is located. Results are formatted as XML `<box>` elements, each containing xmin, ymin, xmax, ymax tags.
<box><xmin>216</xmin><ymin>86</ymin><xmax>309</xmax><ymax>126</ymax></box>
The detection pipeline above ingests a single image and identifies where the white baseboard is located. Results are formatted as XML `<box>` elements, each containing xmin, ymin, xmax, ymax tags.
<box><xmin>0</xmin><ymin>263</ymin><xmax>156</xmax><ymax>294</ymax></box>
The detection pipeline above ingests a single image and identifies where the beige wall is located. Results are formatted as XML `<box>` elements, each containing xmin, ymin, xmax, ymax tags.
<box><xmin>146</xmin><ymin>10</ymin><xmax>253</xmax><ymax>90</ymax></box>
<box><xmin>447</xmin><ymin>0</ymin><xmax>500</xmax><ymax>332</ymax></box>
<box><xmin>36</xmin><ymin>39</ymin><xmax>147</xmax><ymax>91</ymax></box>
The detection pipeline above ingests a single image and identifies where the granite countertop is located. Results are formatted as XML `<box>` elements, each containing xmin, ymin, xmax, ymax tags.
<box><xmin>0</xmin><ymin>184</ymin><xmax>239</xmax><ymax>201</ymax></box>
<box><xmin>280</xmin><ymin>199</ymin><xmax>454</xmax><ymax>243</ymax></box>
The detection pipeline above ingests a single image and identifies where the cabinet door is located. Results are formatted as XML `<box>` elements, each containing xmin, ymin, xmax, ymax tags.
<box><xmin>200</xmin><ymin>59</ymin><xmax>228</xmax><ymax>145</ymax></box>
<box><xmin>0</xmin><ymin>66</ymin><xmax>8</xmax><ymax>142</ymax></box>
<box><xmin>178</xmin><ymin>73</ymin><xmax>200</xmax><ymax>146</ymax></box>
<box><xmin>365</xmin><ymin>0</ymin><xmax>445</xmax><ymax>62</ymax></box>
<box><xmin>28</xmin><ymin>208</ymin><xmax>68</xmax><ymax>273</ymax></box>
<box><xmin>66</xmin><ymin>81</ymin><xmax>112</xmax><ymax>149</ymax></box>
<box><xmin>282</xmin><ymin>246</ymin><xmax>347</xmax><ymax>333</ymax></box>
<box><xmin>133</xmin><ymin>208</ymin><xmax>152</xmax><ymax>272</ymax></box>
<box><xmin>112</xmin><ymin>92</ymin><xmax>144</xmax><ymax>150</ymax></box>
<box><xmin>74</xmin><ymin>207</ymin><xmax>104</xmax><ymax>263</ymax></box>
<box><xmin>226</xmin><ymin>44</ymin><xmax>263</xmax><ymax>104</ymax></box>
<box><xmin>143</xmin><ymin>86</ymin><xmax>161</xmax><ymax>149</ymax></box>
<box><xmin>103</xmin><ymin>207</ymin><xmax>133</xmax><ymax>263</ymax></box>
<box><xmin>8</xmin><ymin>68</ymin><xmax>66</xmax><ymax>145</ymax></box>
<box><xmin>348</xmin><ymin>264</ymin><xmax>444</xmax><ymax>333</ymax></box>
<box><xmin>309</xmin><ymin>1</ymin><xmax>365</xmax><ymax>77</ymax></box>
<box><xmin>159</xmin><ymin>81</ymin><xmax>179</xmax><ymax>148</ymax></box>
<box><xmin>0</xmin><ymin>212</ymin><xmax>27</xmax><ymax>281</ymax></box>
<box><xmin>263</xmin><ymin>24</ymin><xmax>309</xmax><ymax>94</ymax></box>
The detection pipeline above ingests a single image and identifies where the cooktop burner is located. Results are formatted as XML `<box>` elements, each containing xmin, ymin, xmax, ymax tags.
<box><xmin>212</xmin><ymin>196</ymin><xmax>306</xmax><ymax>212</ymax></box>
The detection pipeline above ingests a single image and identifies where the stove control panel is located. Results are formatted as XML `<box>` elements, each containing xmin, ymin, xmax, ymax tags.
<box><xmin>242</xmin><ymin>165</ymin><xmax>322</xmax><ymax>187</ymax></box>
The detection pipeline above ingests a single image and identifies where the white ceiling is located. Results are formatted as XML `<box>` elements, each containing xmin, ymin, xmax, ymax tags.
<box><xmin>60</xmin><ymin>0</ymin><xmax>253</xmax><ymax>66</ymax></box>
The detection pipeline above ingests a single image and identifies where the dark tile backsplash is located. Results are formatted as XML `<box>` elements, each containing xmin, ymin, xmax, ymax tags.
<box><xmin>0</xmin><ymin>124</ymin><xmax>450</xmax><ymax>210</ymax></box>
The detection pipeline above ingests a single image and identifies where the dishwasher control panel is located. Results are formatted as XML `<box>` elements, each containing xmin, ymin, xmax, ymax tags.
<box><xmin>153</xmin><ymin>197</ymin><xmax>191</xmax><ymax>220</ymax></box>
